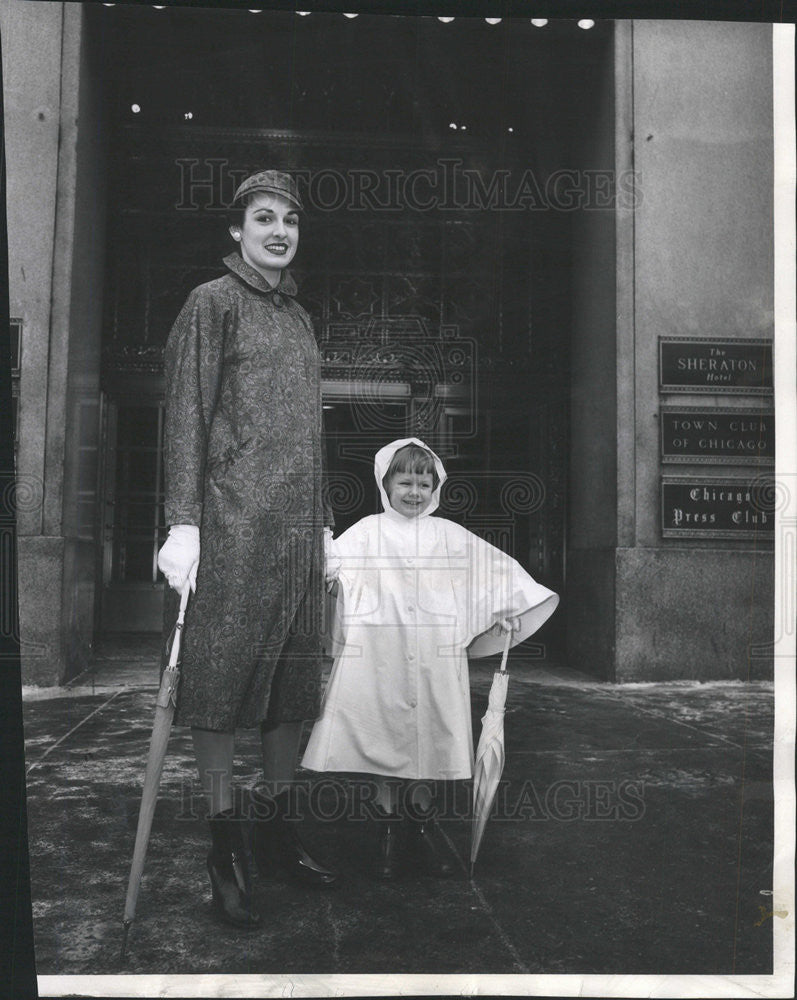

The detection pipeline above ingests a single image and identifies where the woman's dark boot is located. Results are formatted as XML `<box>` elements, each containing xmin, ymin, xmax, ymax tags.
<box><xmin>250</xmin><ymin>787</ymin><xmax>337</xmax><ymax>888</ymax></box>
<box><xmin>406</xmin><ymin>813</ymin><xmax>455</xmax><ymax>878</ymax></box>
<box><xmin>375</xmin><ymin>811</ymin><xmax>404</xmax><ymax>881</ymax></box>
<box><xmin>207</xmin><ymin>808</ymin><xmax>262</xmax><ymax>928</ymax></box>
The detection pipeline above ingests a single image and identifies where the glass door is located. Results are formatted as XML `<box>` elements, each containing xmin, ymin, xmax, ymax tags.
<box><xmin>322</xmin><ymin>388</ymin><xmax>411</xmax><ymax>535</ymax></box>
<box><xmin>100</xmin><ymin>397</ymin><xmax>167</xmax><ymax>632</ymax></box>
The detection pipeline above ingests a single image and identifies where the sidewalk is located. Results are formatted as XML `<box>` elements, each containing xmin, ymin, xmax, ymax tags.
<box><xmin>22</xmin><ymin>642</ymin><xmax>774</xmax><ymax>977</ymax></box>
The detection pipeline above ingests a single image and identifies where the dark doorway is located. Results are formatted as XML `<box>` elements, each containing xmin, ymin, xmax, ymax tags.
<box><xmin>323</xmin><ymin>396</ymin><xmax>410</xmax><ymax>535</ymax></box>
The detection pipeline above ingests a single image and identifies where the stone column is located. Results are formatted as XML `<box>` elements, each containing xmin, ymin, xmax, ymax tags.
<box><xmin>4</xmin><ymin>2</ymin><xmax>107</xmax><ymax>684</ymax></box>
<box><xmin>567</xmin><ymin>20</ymin><xmax>775</xmax><ymax>681</ymax></box>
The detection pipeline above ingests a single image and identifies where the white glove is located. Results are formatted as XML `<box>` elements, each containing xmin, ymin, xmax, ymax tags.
<box><xmin>158</xmin><ymin>524</ymin><xmax>200</xmax><ymax>593</ymax></box>
<box><xmin>323</xmin><ymin>526</ymin><xmax>341</xmax><ymax>591</ymax></box>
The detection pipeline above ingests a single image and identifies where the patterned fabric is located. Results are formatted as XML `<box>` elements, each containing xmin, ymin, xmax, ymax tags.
<box><xmin>162</xmin><ymin>253</ymin><xmax>328</xmax><ymax>731</ymax></box>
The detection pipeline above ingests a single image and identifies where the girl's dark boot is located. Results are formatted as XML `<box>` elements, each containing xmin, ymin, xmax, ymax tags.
<box><xmin>374</xmin><ymin>806</ymin><xmax>404</xmax><ymax>881</ymax></box>
<box><xmin>406</xmin><ymin>810</ymin><xmax>455</xmax><ymax>878</ymax></box>
<box><xmin>207</xmin><ymin>808</ymin><xmax>262</xmax><ymax>928</ymax></box>
<box><xmin>250</xmin><ymin>787</ymin><xmax>337</xmax><ymax>888</ymax></box>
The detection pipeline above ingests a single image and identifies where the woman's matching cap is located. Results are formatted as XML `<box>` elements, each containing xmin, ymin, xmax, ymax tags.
<box><xmin>232</xmin><ymin>170</ymin><xmax>303</xmax><ymax>211</ymax></box>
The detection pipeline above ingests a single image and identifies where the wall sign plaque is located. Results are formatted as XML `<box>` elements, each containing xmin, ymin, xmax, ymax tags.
<box><xmin>661</xmin><ymin>476</ymin><xmax>776</xmax><ymax>539</ymax></box>
<box><xmin>660</xmin><ymin>408</ymin><xmax>775</xmax><ymax>465</ymax></box>
<box><xmin>659</xmin><ymin>338</ymin><xmax>773</xmax><ymax>394</ymax></box>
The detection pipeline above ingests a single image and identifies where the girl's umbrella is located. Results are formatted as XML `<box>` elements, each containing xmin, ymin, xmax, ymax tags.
<box><xmin>470</xmin><ymin>627</ymin><xmax>512</xmax><ymax>878</ymax></box>
<box><xmin>121</xmin><ymin>584</ymin><xmax>189</xmax><ymax>961</ymax></box>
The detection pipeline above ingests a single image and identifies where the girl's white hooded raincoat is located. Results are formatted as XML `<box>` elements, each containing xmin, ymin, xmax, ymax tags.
<box><xmin>302</xmin><ymin>438</ymin><xmax>559</xmax><ymax>780</ymax></box>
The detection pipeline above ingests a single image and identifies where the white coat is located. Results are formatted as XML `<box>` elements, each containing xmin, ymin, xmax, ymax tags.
<box><xmin>301</xmin><ymin>438</ymin><xmax>559</xmax><ymax>780</ymax></box>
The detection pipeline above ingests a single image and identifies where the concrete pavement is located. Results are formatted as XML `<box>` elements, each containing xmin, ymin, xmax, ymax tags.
<box><xmin>22</xmin><ymin>639</ymin><xmax>774</xmax><ymax>977</ymax></box>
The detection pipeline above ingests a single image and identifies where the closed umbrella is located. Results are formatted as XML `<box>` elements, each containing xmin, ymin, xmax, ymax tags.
<box><xmin>470</xmin><ymin>627</ymin><xmax>512</xmax><ymax>878</ymax></box>
<box><xmin>121</xmin><ymin>585</ymin><xmax>190</xmax><ymax>961</ymax></box>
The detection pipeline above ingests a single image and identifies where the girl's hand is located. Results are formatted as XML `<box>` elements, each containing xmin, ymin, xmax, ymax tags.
<box><xmin>496</xmin><ymin>616</ymin><xmax>521</xmax><ymax>635</ymax></box>
<box><xmin>323</xmin><ymin>526</ymin><xmax>341</xmax><ymax>587</ymax></box>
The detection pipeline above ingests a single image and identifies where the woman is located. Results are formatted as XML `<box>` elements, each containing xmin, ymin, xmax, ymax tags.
<box><xmin>157</xmin><ymin>170</ymin><xmax>336</xmax><ymax>929</ymax></box>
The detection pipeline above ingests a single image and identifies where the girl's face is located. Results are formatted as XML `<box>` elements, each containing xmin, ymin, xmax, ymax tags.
<box><xmin>230</xmin><ymin>191</ymin><xmax>299</xmax><ymax>286</ymax></box>
<box><xmin>387</xmin><ymin>471</ymin><xmax>435</xmax><ymax>518</ymax></box>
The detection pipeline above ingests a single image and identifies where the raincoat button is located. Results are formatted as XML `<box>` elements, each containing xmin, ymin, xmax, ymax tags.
<box><xmin>406</xmin><ymin>558</ymin><xmax>414</xmax><ymax>566</ymax></box>
<box><xmin>409</xmin><ymin>700</ymin><xmax>417</xmax><ymax>708</ymax></box>
<box><xmin>407</xmin><ymin>653</ymin><xmax>415</xmax><ymax>661</ymax></box>
<box><xmin>407</xmin><ymin>604</ymin><xmax>415</xmax><ymax>613</ymax></box>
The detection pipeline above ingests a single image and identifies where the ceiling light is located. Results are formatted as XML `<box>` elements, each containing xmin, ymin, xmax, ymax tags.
<box><xmin>531</xmin><ymin>19</ymin><xmax>548</xmax><ymax>27</ymax></box>
<box><xmin>485</xmin><ymin>18</ymin><xmax>502</xmax><ymax>25</ymax></box>
<box><xmin>577</xmin><ymin>19</ymin><xmax>595</xmax><ymax>29</ymax></box>
<box><xmin>507</xmin><ymin>127</ymin><xmax>514</xmax><ymax>133</ymax></box>
<box><xmin>437</xmin><ymin>16</ymin><xmax>454</xmax><ymax>22</ymax></box>
<box><xmin>296</xmin><ymin>10</ymin><xmax>311</xmax><ymax>14</ymax></box>
<box><xmin>184</xmin><ymin>112</ymin><xmax>193</xmax><ymax>120</ymax></box>
<box><xmin>343</xmin><ymin>12</ymin><xmax>358</xmax><ymax>17</ymax></box>
<box><xmin>131</xmin><ymin>104</ymin><xmax>141</xmax><ymax>114</ymax></box>
<box><xmin>449</xmin><ymin>122</ymin><xmax>457</xmax><ymax>130</ymax></box>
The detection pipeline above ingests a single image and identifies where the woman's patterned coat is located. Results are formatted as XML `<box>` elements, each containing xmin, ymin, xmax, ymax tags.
<box><xmin>162</xmin><ymin>253</ymin><xmax>329</xmax><ymax>730</ymax></box>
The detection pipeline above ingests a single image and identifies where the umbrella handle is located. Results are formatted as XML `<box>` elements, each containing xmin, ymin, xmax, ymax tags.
<box><xmin>499</xmin><ymin>626</ymin><xmax>512</xmax><ymax>673</ymax></box>
<box><xmin>164</xmin><ymin>585</ymin><xmax>191</xmax><ymax>675</ymax></box>
<box><xmin>159</xmin><ymin>583</ymin><xmax>191</xmax><ymax>688</ymax></box>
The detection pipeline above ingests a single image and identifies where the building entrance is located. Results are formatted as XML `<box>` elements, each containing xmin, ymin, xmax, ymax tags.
<box><xmin>97</xmin><ymin>10</ymin><xmax>613</xmax><ymax>657</ymax></box>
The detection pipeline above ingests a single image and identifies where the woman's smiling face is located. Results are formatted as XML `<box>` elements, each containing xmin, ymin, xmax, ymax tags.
<box><xmin>231</xmin><ymin>191</ymin><xmax>299</xmax><ymax>286</ymax></box>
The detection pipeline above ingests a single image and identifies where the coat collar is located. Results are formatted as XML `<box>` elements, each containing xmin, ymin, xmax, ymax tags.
<box><xmin>223</xmin><ymin>253</ymin><xmax>298</xmax><ymax>298</ymax></box>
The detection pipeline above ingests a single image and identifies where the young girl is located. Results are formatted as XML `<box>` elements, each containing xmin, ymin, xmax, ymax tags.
<box><xmin>302</xmin><ymin>438</ymin><xmax>559</xmax><ymax>879</ymax></box>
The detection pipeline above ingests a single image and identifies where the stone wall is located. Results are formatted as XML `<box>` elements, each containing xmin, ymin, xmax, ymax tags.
<box><xmin>625</xmin><ymin>20</ymin><xmax>774</xmax><ymax>680</ymax></box>
<box><xmin>4</xmin><ymin>3</ymin><xmax>106</xmax><ymax>684</ymax></box>
<box><xmin>567</xmin><ymin>20</ymin><xmax>774</xmax><ymax>680</ymax></box>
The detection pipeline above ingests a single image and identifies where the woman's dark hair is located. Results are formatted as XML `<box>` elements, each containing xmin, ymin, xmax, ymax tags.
<box><xmin>382</xmin><ymin>444</ymin><xmax>440</xmax><ymax>491</ymax></box>
<box><xmin>226</xmin><ymin>191</ymin><xmax>256</xmax><ymax>232</ymax></box>
<box><xmin>227</xmin><ymin>207</ymin><xmax>247</xmax><ymax>230</ymax></box>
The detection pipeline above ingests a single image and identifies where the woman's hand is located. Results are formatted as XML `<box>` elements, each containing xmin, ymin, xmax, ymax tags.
<box><xmin>158</xmin><ymin>524</ymin><xmax>200</xmax><ymax>592</ymax></box>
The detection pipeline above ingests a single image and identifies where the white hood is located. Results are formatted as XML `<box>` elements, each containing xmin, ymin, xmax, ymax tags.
<box><xmin>374</xmin><ymin>438</ymin><xmax>447</xmax><ymax>521</ymax></box>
